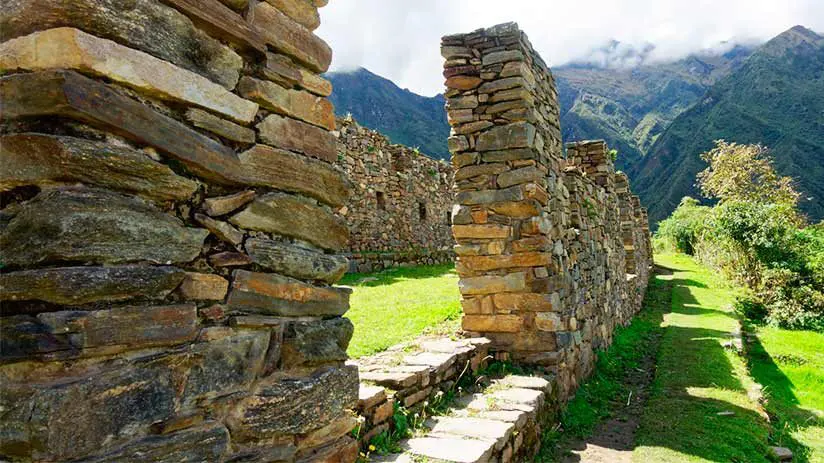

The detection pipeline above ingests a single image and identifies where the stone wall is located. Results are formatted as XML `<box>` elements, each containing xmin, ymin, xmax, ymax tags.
<box><xmin>0</xmin><ymin>1</ymin><xmax>360</xmax><ymax>462</ymax></box>
<box><xmin>441</xmin><ymin>23</ymin><xmax>653</xmax><ymax>399</ymax></box>
<box><xmin>335</xmin><ymin>116</ymin><xmax>455</xmax><ymax>273</ymax></box>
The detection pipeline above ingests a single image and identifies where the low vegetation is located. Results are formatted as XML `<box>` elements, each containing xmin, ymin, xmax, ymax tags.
<box><xmin>341</xmin><ymin>264</ymin><xmax>461</xmax><ymax>358</ymax></box>
<box><xmin>655</xmin><ymin>141</ymin><xmax>824</xmax><ymax>331</ymax></box>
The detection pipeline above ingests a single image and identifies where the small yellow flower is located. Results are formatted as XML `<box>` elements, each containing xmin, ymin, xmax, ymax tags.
<box><xmin>369</xmin><ymin>445</ymin><xmax>376</xmax><ymax>452</ymax></box>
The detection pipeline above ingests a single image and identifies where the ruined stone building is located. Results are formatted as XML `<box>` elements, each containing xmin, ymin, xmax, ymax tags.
<box><xmin>0</xmin><ymin>1</ymin><xmax>651</xmax><ymax>460</ymax></box>
<box><xmin>1</xmin><ymin>1</ymin><xmax>359</xmax><ymax>461</ymax></box>
<box><xmin>441</xmin><ymin>23</ymin><xmax>653</xmax><ymax>398</ymax></box>
<box><xmin>335</xmin><ymin>117</ymin><xmax>455</xmax><ymax>272</ymax></box>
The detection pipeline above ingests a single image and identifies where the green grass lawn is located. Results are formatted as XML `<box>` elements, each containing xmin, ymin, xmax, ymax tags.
<box><xmin>634</xmin><ymin>253</ymin><xmax>772</xmax><ymax>462</ymax></box>
<box><xmin>746</xmin><ymin>324</ymin><xmax>824</xmax><ymax>462</ymax></box>
<box><xmin>340</xmin><ymin>264</ymin><xmax>461</xmax><ymax>358</ymax></box>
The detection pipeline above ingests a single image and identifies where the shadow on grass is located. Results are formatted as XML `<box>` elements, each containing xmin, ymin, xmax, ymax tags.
<box><xmin>744</xmin><ymin>327</ymin><xmax>821</xmax><ymax>463</ymax></box>
<box><xmin>340</xmin><ymin>263</ymin><xmax>457</xmax><ymax>287</ymax></box>
<box><xmin>552</xmin><ymin>262</ymin><xmax>777</xmax><ymax>462</ymax></box>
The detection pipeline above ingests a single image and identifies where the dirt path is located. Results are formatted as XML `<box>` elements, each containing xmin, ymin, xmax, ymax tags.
<box><xmin>557</xmin><ymin>274</ymin><xmax>671</xmax><ymax>463</ymax></box>
<box><xmin>559</xmin><ymin>341</ymin><xmax>659</xmax><ymax>463</ymax></box>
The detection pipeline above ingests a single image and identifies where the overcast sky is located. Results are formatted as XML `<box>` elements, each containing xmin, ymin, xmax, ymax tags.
<box><xmin>316</xmin><ymin>0</ymin><xmax>824</xmax><ymax>96</ymax></box>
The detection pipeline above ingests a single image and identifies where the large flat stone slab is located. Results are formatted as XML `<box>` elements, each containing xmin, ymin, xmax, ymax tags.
<box><xmin>227</xmin><ymin>365</ymin><xmax>358</xmax><ymax>440</ymax></box>
<box><xmin>0</xmin><ymin>265</ymin><xmax>185</xmax><ymax>306</ymax></box>
<box><xmin>281</xmin><ymin>318</ymin><xmax>353</xmax><ymax>367</ymax></box>
<box><xmin>250</xmin><ymin>2</ymin><xmax>332</xmax><ymax>73</ymax></box>
<box><xmin>0</xmin><ymin>71</ymin><xmax>245</xmax><ymax>185</ymax></box>
<box><xmin>265</xmin><ymin>0</ymin><xmax>320</xmax><ymax>30</ymax></box>
<box><xmin>426</xmin><ymin>416</ymin><xmax>514</xmax><ymax>451</ymax></box>
<box><xmin>476</xmin><ymin>122</ymin><xmax>536</xmax><ymax>152</ymax></box>
<box><xmin>158</xmin><ymin>0</ymin><xmax>267</xmax><ymax>54</ymax></box>
<box><xmin>0</xmin><ymin>28</ymin><xmax>258</xmax><ymax>123</ymax></box>
<box><xmin>458</xmin><ymin>272</ymin><xmax>527</xmax><ymax>295</ymax></box>
<box><xmin>0</xmin><ymin>134</ymin><xmax>197</xmax><ymax>202</ymax></box>
<box><xmin>0</xmin><ymin>188</ymin><xmax>207</xmax><ymax>266</ymax></box>
<box><xmin>256</xmin><ymin>114</ymin><xmax>337</xmax><ymax>162</ymax></box>
<box><xmin>245</xmin><ymin>238</ymin><xmax>348</xmax><ymax>283</ymax></box>
<box><xmin>0</xmin><ymin>0</ymin><xmax>243</xmax><ymax>88</ymax></box>
<box><xmin>229</xmin><ymin>193</ymin><xmax>348</xmax><ymax>251</ymax></box>
<box><xmin>238</xmin><ymin>77</ymin><xmax>334</xmax><ymax>130</ymax></box>
<box><xmin>238</xmin><ymin>145</ymin><xmax>350</xmax><ymax>207</ymax></box>
<box><xmin>40</xmin><ymin>303</ymin><xmax>196</xmax><ymax>346</ymax></box>
<box><xmin>227</xmin><ymin>270</ymin><xmax>351</xmax><ymax>316</ymax></box>
<box><xmin>405</xmin><ymin>436</ymin><xmax>494</xmax><ymax>463</ymax></box>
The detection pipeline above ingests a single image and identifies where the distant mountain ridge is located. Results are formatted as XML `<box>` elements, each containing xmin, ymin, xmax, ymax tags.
<box><xmin>326</xmin><ymin>26</ymin><xmax>824</xmax><ymax>224</ymax></box>
<box><xmin>634</xmin><ymin>25</ymin><xmax>824</xmax><ymax>224</ymax></box>
<box><xmin>325</xmin><ymin>68</ymin><xmax>450</xmax><ymax>159</ymax></box>
<box><xmin>554</xmin><ymin>44</ymin><xmax>753</xmax><ymax>171</ymax></box>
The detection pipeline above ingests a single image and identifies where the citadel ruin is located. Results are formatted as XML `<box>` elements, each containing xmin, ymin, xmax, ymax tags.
<box><xmin>0</xmin><ymin>2</ymin><xmax>651</xmax><ymax>462</ymax></box>
<box><xmin>335</xmin><ymin>117</ymin><xmax>454</xmax><ymax>272</ymax></box>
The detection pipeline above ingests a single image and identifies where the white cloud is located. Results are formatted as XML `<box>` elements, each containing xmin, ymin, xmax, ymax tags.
<box><xmin>316</xmin><ymin>0</ymin><xmax>824</xmax><ymax>96</ymax></box>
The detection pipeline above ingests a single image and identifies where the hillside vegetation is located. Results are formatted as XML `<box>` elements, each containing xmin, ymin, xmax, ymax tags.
<box><xmin>326</xmin><ymin>68</ymin><xmax>450</xmax><ymax>159</ymax></box>
<box><xmin>635</xmin><ymin>26</ymin><xmax>824</xmax><ymax>224</ymax></box>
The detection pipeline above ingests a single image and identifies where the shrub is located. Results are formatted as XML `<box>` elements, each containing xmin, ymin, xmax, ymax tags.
<box><xmin>654</xmin><ymin>197</ymin><xmax>713</xmax><ymax>255</ymax></box>
<box><xmin>758</xmin><ymin>268</ymin><xmax>824</xmax><ymax>331</ymax></box>
<box><xmin>734</xmin><ymin>296</ymin><xmax>769</xmax><ymax>322</ymax></box>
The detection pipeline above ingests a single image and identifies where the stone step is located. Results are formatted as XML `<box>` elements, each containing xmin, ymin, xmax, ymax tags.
<box><xmin>370</xmin><ymin>374</ymin><xmax>555</xmax><ymax>463</ymax></box>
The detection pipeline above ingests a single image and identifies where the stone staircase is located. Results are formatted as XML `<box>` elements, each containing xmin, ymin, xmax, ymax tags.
<box><xmin>352</xmin><ymin>334</ymin><xmax>556</xmax><ymax>463</ymax></box>
<box><xmin>373</xmin><ymin>374</ymin><xmax>554</xmax><ymax>463</ymax></box>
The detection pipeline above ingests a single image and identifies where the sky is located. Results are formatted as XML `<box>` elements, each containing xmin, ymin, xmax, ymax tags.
<box><xmin>316</xmin><ymin>0</ymin><xmax>824</xmax><ymax>96</ymax></box>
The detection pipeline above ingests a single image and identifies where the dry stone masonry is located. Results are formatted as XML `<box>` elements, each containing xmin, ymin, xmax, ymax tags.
<box><xmin>0</xmin><ymin>1</ymin><xmax>361</xmax><ymax>462</ymax></box>
<box><xmin>335</xmin><ymin>116</ymin><xmax>455</xmax><ymax>272</ymax></box>
<box><xmin>442</xmin><ymin>23</ymin><xmax>653</xmax><ymax>399</ymax></box>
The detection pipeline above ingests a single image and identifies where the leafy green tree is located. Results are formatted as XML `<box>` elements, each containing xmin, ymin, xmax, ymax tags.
<box><xmin>697</xmin><ymin>140</ymin><xmax>800</xmax><ymax>208</ymax></box>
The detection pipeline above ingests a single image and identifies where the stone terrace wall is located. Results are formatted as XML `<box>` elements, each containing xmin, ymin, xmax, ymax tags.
<box><xmin>335</xmin><ymin>116</ymin><xmax>455</xmax><ymax>272</ymax></box>
<box><xmin>441</xmin><ymin>23</ymin><xmax>653</xmax><ymax>399</ymax></box>
<box><xmin>0</xmin><ymin>1</ymin><xmax>360</xmax><ymax>462</ymax></box>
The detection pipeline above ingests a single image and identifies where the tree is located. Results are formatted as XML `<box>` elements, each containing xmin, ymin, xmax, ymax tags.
<box><xmin>696</xmin><ymin>140</ymin><xmax>800</xmax><ymax>207</ymax></box>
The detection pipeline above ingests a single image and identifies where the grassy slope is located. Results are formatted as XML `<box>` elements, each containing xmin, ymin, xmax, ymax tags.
<box><xmin>341</xmin><ymin>264</ymin><xmax>461</xmax><ymax>358</ymax></box>
<box><xmin>634</xmin><ymin>253</ymin><xmax>771</xmax><ymax>462</ymax></box>
<box><xmin>746</xmin><ymin>325</ymin><xmax>824</xmax><ymax>462</ymax></box>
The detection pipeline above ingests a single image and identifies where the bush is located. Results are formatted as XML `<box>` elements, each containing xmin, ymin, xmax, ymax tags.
<box><xmin>713</xmin><ymin>201</ymin><xmax>801</xmax><ymax>272</ymax></box>
<box><xmin>655</xmin><ymin>197</ymin><xmax>713</xmax><ymax>255</ymax></box>
<box><xmin>734</xmin><ymin>296</ymin><xmax>768</xmax><ymax>322</ymax></box>
<box><xmin>759</xmin><ymin>268</ymin><xmax>824</xmax><ymax>331</ymax></box>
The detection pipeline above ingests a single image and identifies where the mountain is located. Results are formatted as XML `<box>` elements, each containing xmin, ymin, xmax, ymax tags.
<box><xmin>554</xmin><ymin>45</ymin><xmax>753</xmax><ymax>171</ymax></box>
<box><xmin>634</xmin><ymin>26</ymin><xmax>824</xmax><ymax>224</ymax></box>
<box><xmin>326</xmin><ymin>27</ymin><xmax>824</xmax><ymax>224</ymax></box>
<box><xmin>327</xmin><ymin>45</ymin><xmax>752</xmax><ymax>168</ymax></box>
<box><xmin>326</xmin><ymin>68</ymin><xmax>450</xmax><ymax>159</ymax></box>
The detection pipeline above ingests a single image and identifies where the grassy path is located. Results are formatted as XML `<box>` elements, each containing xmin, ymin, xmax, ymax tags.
<box><xmin>633</xmin><ymin>253</ymin><xmax>771</xmax><ymax>462</ymax></box>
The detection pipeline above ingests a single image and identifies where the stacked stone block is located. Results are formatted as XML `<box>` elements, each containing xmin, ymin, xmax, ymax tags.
<box><xmin>0</xmin><ymin>1</ymin><xmax>360</xmax><ymax>462</ymax></box>
<box><xmin>354</xmin><ymin>337</ymin><xmax>491</xmax><ymax>446</ymax></box>
<box><xmin>335</xmin><ymin>116</ymin><xmax>455</xmax><ymax>272</ymax></box>
<box><xmin>441</xmin><ymin>23</ymin><xmax>651</xmax><ymax>399</ymax></box>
